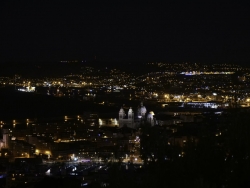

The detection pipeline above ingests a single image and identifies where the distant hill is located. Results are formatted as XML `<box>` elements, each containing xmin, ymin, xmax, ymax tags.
<box><xmin>0</xmin><ymin>61</ymin><xmax>153</xmax><ymax>77</ymax></box>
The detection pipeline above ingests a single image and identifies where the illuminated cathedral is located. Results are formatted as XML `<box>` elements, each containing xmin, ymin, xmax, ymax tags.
<box><xmin>118</xmin><ymin>102</ymin><xmax>155</xmax><ymax>128</ymax></box>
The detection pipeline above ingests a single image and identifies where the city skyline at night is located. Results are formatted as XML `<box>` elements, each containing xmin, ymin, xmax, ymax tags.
<box><xmin>1</xmin><ymin>1</ymin><xmax>250</xmax><ymax>187</ymax></box>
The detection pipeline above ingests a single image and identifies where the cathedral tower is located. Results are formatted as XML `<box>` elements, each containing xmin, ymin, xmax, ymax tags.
<box><xmin>119</xmin><ymin>108</ymin><xmax>126</xmax><ymax>120</ymax></box>
<box><xmin>128</xmin><ymin>107</ymin><xmax>134</xmax><ymax>120</ymax></box>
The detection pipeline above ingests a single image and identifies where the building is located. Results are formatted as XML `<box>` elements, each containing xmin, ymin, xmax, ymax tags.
<box><xmin>119</xmin><ymin>107</ymin><xmax>135</xmax><ymax>128</ymax></box>
<box><xmin>137</xmin><ymin>102</ymin><xmax>147</xmax><ymax>119</ymax></box>
<box><xmin>118</xmin><ymin>103</ymin><xmax>157</xmax><ymax>128</ymax></box>
<box><xmin>1</xmin><ymin>129</ymin><xmax>10</xmax><ymax>149</ymax></box>
<box><xmin>147</xmin><ymin>111</ymin><xmax>156</xmax><ymax>126</ymax></box>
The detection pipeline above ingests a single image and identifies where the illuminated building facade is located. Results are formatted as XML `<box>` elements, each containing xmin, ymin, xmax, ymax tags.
<box><xmin>119</xmin><ymin>107</ymin><xmax>135</xmax><ymax>128</ymax></box>
<box><xmin>137</xmin><ymin>102</ymin><xmax>147</xmax><ymax>119</ymax></box>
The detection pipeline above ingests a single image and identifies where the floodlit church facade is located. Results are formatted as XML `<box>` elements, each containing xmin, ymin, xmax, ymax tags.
<box><xmin>118</xmin><ymin>107</ymin><xmax>135</xmax><ymax>128</ymax></box>
<box><xmin>118</xmin><ymin>102</ymin><xmax>155</xmax><ymax>128</ymax></box>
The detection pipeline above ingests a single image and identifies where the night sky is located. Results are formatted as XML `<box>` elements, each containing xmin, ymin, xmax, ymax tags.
<box><xmin>1</xmin><ymin>1</ymin><xmax>250</xmax><ymax>64</ymax></box>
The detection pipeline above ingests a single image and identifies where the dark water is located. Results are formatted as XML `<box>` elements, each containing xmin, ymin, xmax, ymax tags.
<box><xmin>0</xmin><ymin>87</ymin><xmax>120</xmax><ymax>120</ymax></box>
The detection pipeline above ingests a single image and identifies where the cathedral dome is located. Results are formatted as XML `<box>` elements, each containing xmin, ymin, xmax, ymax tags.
<box><xmin>139</xmin><ymin>106</ymin><xmax>147</xmax><ymax>114</ymax></box>
<box><xmin>147</xmin><ymin>111</ymin><xmax>155</xmax><ymax>119</ymax></box>
<box><xmin>137</xmin><ymin>102</ymin><xmax>147</xmax><ymax>116</ymax></box>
